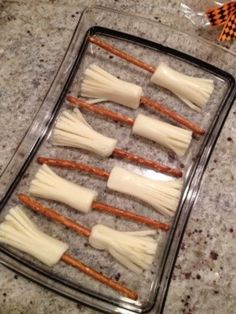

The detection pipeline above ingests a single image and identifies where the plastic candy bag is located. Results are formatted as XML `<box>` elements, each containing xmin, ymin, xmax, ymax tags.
<box><xmin>180</xmin><ymin>1</ymin><xmax>236</xmax><ymax>42</ymax></box>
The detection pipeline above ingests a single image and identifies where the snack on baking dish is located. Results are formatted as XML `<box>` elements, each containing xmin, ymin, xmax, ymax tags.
<box><xmin>89</xmin><ymin>36</ymin><xmax>214</xmax><ymax>112</ymax></box>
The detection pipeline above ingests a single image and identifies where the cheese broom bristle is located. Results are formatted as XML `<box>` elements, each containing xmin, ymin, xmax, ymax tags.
<box><xmin>29</xmin><ymin>164</ymin><xmax>98</xmax><ymax>213</ymax></box>
<box><xmin>151</xmin><ymin>63</ymin><xmax>214</xmax><ymax>111</ymax></box>
<box><xmin>133</xmin><ymin>114</ymin><xmax>192</xmax><ymax>157</ymax></box>
<box><xmin>107</xmin><ymin>166</ymin><xmax>182</xmax><ymax>217</ymax></box>
<box><xmin>0</xmin><ymin>206</ymin><xmax>68</xmax><ymax>266</ymax></box>
<box><xmin>81</xmin><ymin>64</ymin><xmax>143</xmax><ymax>109</ymax></box>
<box><xmin>89</xmin><ymin>224</ymin><xmax>157</xmax><ymax>273</ymax></box>
<box><xmin>53</xmin><ymin>108</ymin><xmax>117</xmax><ymax>157</ymax></box>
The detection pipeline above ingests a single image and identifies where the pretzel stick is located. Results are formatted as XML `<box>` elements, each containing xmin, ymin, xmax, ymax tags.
<box><xmin>112</xmin><ymin>148</ymin><xmax>182</xmax><ymax>178</ymax></box>
<box><xmin>36</xmin><ymin>157</ymin><xmax>169</xmax><ymax>231</ymax></box>
<box><xmin>140</xmin><ymin>96</ymin><xmax>205</xmax><ymax>135</ymax></box>
<box><xmin>67</xmin><ymin>96</ymin><xmax>134</xmax><ymax>126</ymax></box>
<box><xmin>61</xmin><ymin>254</ymin><xmax>138</xmax><ymax>299</ymax></box>
<box><xmin>92</xmin><ymin>201</ymin><xmax>169</xmax><ymax>231</ymax></box>
<box><xmin>18</xmin><ymin>194</ymin><xmax>91</xmax><ymax>237</ymax></box>
<box><xmin>37</xmin><ymin>157</ymin><xmax>109</xmax><ymax>179</ymax></box>
<box><xmin>89</xmin><ymin>36</ymin><xmax>155</xmax><ymax>73</ymax></box>
<box><xmin>19</xmin><ymin>194</ymin><xmax>169</xmax><ymax>234</ymax></box>
<box><xmin>38</xmin><ymin>147</ymin><xmax>181</xmax><ymax>179</ymax></box>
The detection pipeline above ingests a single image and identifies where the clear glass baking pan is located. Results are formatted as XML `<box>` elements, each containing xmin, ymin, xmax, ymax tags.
<box><xmin>0</xmin><ymin>6</ymin><xmax>235</xmax><ymax>314</ymax></box>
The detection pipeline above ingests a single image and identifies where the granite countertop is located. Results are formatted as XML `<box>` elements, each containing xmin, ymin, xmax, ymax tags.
<box><xmin>0</xmin><ymin>1</ymin><xmax>235</xmax><ymax>313</ymax></box>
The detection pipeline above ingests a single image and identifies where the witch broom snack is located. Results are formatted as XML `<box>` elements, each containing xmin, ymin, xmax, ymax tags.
<box><xmin>0</xmin><ymin>206</ymin><xmax>138</xmax><ymax>299</ymax></box>
<box><xmin>67</xmin><ymin>97</ymin><xmax>192</xmax><ymax>157</ymax></box>
<box><xmin>19</xmin><ymin>194</ymin><xmax>158</xmax><ymax>274</ymax></box>
<box><xmin>81</xmin><ymin>64</ymin><xmax>205</xmax><ymax>135</ymax></box>
<box><xmin>35</xmin><ymin>161</ymin><xmax>182</xmax><ymax>217</ymax></box>
<box><xmin>53</xmin><ymin>107</ymin><xmax>182</xmax><ymax>177</ymax></box>
<box><xmin>30</xmin><ymin>163</ymin><xmax>169</xmax><ymax>231</ymax></box>
<box><xmin>89</xmin><ymin>36</ymin><xmax>214</xmax><ymax>112</ymax></box>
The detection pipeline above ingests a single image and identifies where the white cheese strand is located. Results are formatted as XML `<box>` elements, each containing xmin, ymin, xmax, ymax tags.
<box><xmin>132</xmin><ymin>114</ymin><xmax>192</xmax><ymax>157</ymax></box>
<box><xmin>151</xmin><ymin>63</ymin><xmax>214</xmax><ymax>111</ymax></box>
<box><xmin>52</xmin><ymin>108</ymin><xmax>117</xmax><ymax>157</ymax></box>
<box><xmin>87</xmin><ymin>98</ymin><xmax>107</xmax><ymax>104</ymax></box>
<box><xmin>89</xmin><ymin>224</ymin><xmax>157</xmax><ymax>273</ymax></box>
<box><xmin>29</xmin><ymin>164</ymin><xmax>98</xmax><ymax>213</ymax></box>
<box><xmin>107</xmin><ymin>166</ymin><xmax>182</xmax><ymax>216</ymax></box>
<box><xmin>0</xmin><ymin>206</ymin><xmax>68</xmax><ymax>266</ymax></box>
<box><xmin>81</xmin><ymin>64</ymin><xmax>143</xmax><ymax>109</ymax></box>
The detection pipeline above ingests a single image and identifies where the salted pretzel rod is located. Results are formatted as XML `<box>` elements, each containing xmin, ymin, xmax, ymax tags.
<box><xmin>18</xmin><ymin>194</ymin><xmax>91</xmax><ymax>236</ymax></box>
<box><xmin>112</xmin><ymin>148</ymin><xmax>181</xmax><ymax>177</ymax></box>
<box><xmin>36</xmin><ymin>157</ymin><xmax>169</xmax><ymax>231</ymax></box>
<box><xmin>140</xmin><ymin>97</ymin><xmax>204</xmax><ymax>135</ymax></box>
<box><xmin>89</xmin><ymin>36</ymin><xmax>214</xmax><ymax>112</ymax></box>
<box><xmin>37</xmin><ymin>157</ymin><xmax>110</xmax><ymax>179</ymax></box>
<box><xmin>89</xmin><ymin>36</ymin><xmax>155</xmax><ymax>73</ymax></box>
<box><xmin>67</xmin><ymin>96</ymin><xmax>192</xmax><ymax>158</ymax></box>
<box><xmin>0</xmin><ymin>206</ymin><xmax>137</xmax><ymax>299</ymax></box>
<box><xmin>68</xmin><ymin>96</ymin><xmax>134</xmax><ymax>126</ymax></box>
<box><xmin>61</xmin><ymin>254</ymin><xmax>138</xmax><ymax>299</ymax></box>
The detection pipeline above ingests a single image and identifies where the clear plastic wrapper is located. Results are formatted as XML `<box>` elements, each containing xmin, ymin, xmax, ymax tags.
<box><xmin>180</xmin><ymin>1</ymin><xmax>236</xmax><ymax>45</ymax></box>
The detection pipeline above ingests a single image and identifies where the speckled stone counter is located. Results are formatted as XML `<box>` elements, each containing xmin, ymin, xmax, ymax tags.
<box><xmin>0</xmin><ymin>1</ymin><xmax>235</xmax><ymax>313</ymax></box>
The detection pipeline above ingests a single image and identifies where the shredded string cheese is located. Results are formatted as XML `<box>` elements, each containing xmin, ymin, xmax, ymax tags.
<box><xmin>132</xmin><ymin>114</ymin><xmax>192</xmax><ymax>157</ymax></box>
<box><xmin>53</xmin><ymin>108</ymin><xmax>117</xmax><ymax>157</ymax></box>
<box><xmin>107</xmin><ymin>166</ymin><xmax>182</xmax><ymax>216</ymax></box>
<box><xmin>29</xmin><ymin>164</ymin><xmax>98</xmax><ymax>213</ymax></box>
<box><xmin>81</xmin><ymin>64</ymin><xmax>143</xmax><ymax>109</ymax></box>
<box><xmin>0</xmin><ymin>206</ymin><xmax>68</xmax><ymax>266</ymax></box>
<box><xmin>151</xmin><ymin>63</ymin><xmax>214</xmax><ymax>111</ymax></box>
<box><xmin>89</xmin><ymin>224</ymin><xmax>157</xmax><ymax>273</ymax></box>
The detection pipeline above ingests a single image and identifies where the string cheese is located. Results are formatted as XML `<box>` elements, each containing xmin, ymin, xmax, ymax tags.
<box><xmin>0</xmin><ymin>206</ymin><xmax>68</xmax><ymax>266</ymax></box>
<box><xmin>81</xmin><ymin>64</ymin><xmax>143</xmax><ymax>109</ymax></box>
<box><xmin>53</xmin><ymin>108</ymin><xmax>117</xmax><ymax>157</ymax></box>
<box><xmin>29</xmin><ymin>164</ymin><xmax>98</xmax><ymax>213</ymax></box>
<box><xmin>132</xmin><ymin>114</ymin><xmax>192</xmax><ymax>157</ymax></box>
<box><xmin>107</xmin><ymin>166</ymin><xmax>182</xmax><ymax>216</ymax></box>
<box><xmin>151</xmin><ymin>63</ymin><xmax>214</xmax><ymax>111</ymax></box>
<box><xmin>89</xmin><ymin>224</ymin><xmax>157</xmax><ymax>273</ymax></box>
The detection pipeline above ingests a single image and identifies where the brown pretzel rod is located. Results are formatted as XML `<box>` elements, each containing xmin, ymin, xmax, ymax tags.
<box><xmin>38</xmin><ymin>157</ymin><xmax>109</xmax><ymax>179</ymax></box>
<box><xmin>140</xmin><ymin>96</ymin><xmax>205</xmax><ymax>136</ymax></box>
<box><xmin>113</xmin><ymin>148</ymin><xmax>182</xmax><ymax>178</ymax></box>
<box><xmin>18</xmin><ymin>194</ymin><xmax>91</xmax><ymax>237</ymax></box>
<box><xmin>92</xmin><ymin>201</ymin><xmax>169</xmax><ymax>231</ymax></box>
<box><xmin>61</xmin><ymin>254</ymin><xmax>138</xmax><ymax>300</ymax></box>
<box><xmin>67</xmin><ymin>96</ymin><xmax>134</xmax><ymax>126</ymax></box>
<box><xmin>89</xmin><ymin>36</ymin><xmax>155</xmax><ymax>74</ymax></box>
<box><xmin>36</xmin><ymin>157</ymin><xmax>170</xmax><ymax>231</ymax></box>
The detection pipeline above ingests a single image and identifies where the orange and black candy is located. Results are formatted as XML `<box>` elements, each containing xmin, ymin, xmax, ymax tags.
<box><xmin>219</xmin><ymin>9</ymin><xmax>236</xmax><ymax>41</ymax></box>
<box><xmin>206</xmin><ymin>1</ymin><xmax>236</xmax><ymax>26</ymax></box>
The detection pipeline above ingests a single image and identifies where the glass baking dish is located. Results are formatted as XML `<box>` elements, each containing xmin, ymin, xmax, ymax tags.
<box><xmin>0</xmin><ymin>6</ymin><xmax>235</xmax><ymax>314</ymax></box>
